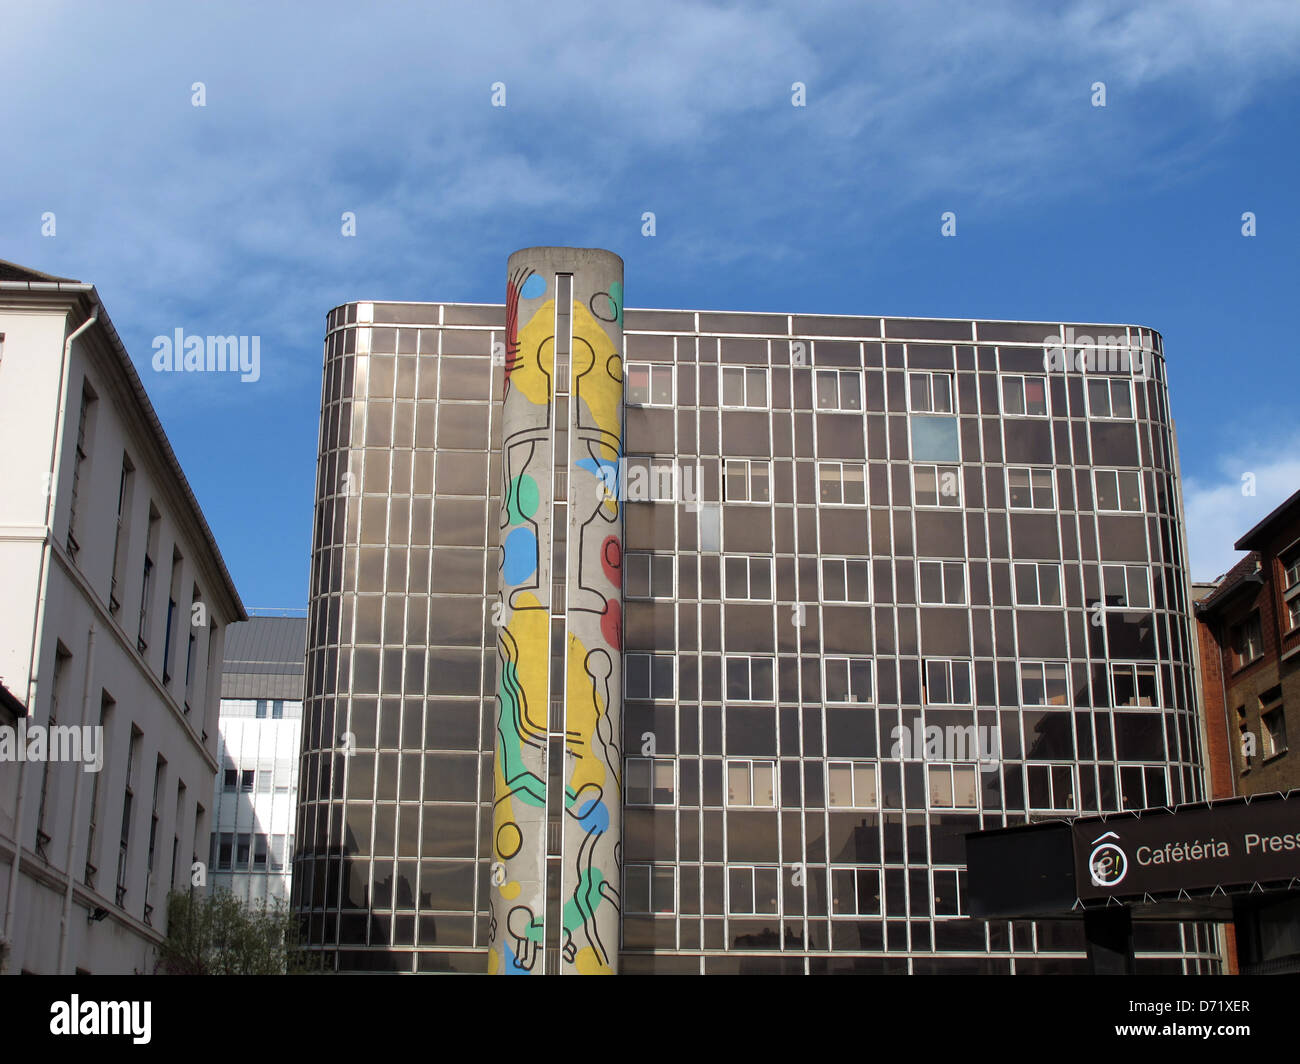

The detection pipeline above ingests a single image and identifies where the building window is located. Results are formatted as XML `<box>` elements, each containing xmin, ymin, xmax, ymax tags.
<box><xmin>917</xmin><ymin>559</ymin><xmax>966</xmax><ymax>605</ymax></box>
<box><xmin>35</xmin><ymin>646</ymin><xmax>72</xmax><ymax>855</ymax></box>
<box><xmin>1001</xmin><ymin>373</ymin><xmax>1048</xmax><ymax>417</ymax></box>
<box><xmin>817</xmin><ymin>461</ymin><xmax>866</xmax><ymax>505</ymax></box>
<box><xmin>724</xmin><ymin>556</ymin><xmax>773</xmax><ymax>601</ymax></box>
<box><xmin>913</xmin><ymin>464</ymin><xmax>961</xmax><ymax>508</ymax></box>
<box><xmin>830</xmin><ymin>867</ymin><xmax>882</xmax><ymax>916</ymax></box>
<box><xmin>137</xmin><ymin>504</ymin><xmax>161</xmax><ymax>653</ymax></box>
<box><xmin>1025</xmin><ymin>763</ymin><xmax>1076</xmax><ymax>812</ymax></box>
<box><xmin>626</xmin><ymin>653</ymin><xmax>675</xmax><ymax>700</ymax></box>
<box><xmin>1101</xmin><ymin>563</ymin><xmax>1151</xmax><ymax>609</ymax></box>
<box><xmin>725</xmin><ymin>655</ymin><xmax>775</xmax><ymax>702</ymax></box>
<box><xmin>1111</xmin><ymin>663</ymin><xmax>1158</xmax><ymax>707</ymax></box>
<box><xmin>723</xmin><ymin>459</ymin><xmax>771</xmax><ymax>503</ymax></box>
<box><xmin>217</xmin><ymin>832</ymin><xmax>234</xmax><ymax>870</ymax></box>
<box><xmin>626</xmin><ymin>553</ymin><xmax>674</xmax><ymax>599</ymax></box>
<box><xmin>1007</xmin><ymin>466</ymin><xmax>1055</xmax><ymax>510</ymax></box>
<box><xmin>117</xmin><ymin>727</ymin><xmax>142</xmax><ymax>906</ymax></box>
<box><xmin>236</xmin><ymin>833</ymin><xmax>251</xmax><ymax>869</ymax></box>
<box><xmin>824</xmin><ymin>657</ymin><xmax>874</xmax><ymax>704</ymax></box>
<box><xmin>931</xmin><ymin>868</ymin><xmax>967</xmax><ymax>917</ymax></box>
<box><xmin>626</xmin><ymin>758</ymin><xmax>675</xmax><ymax>806</ymax></box>
<box><xmin>271</xmin><ymin>700</ymin><xmax>284</xmax><ymax>719</ymax></box>
<box><xmin>827</xmin><ymin>761</ymin><xmax>878</xmax><ymax>808</ymax></box>
<box><xmin>625</xmin><ymin>864</ymin><xmax>675</xmax><ymax>914</ymax></box>
<box><xmin>1093</xmin><ymin>469</ymin><xmax>1143</xmax><ymax>512</ymax></box>
<box><xmin>1261</xmin><ymin>688</ymin><xmax>1287</xmax><ymax>759</ymax></box>
<box><xmin>1013</xmin><ymin>562</ymin><xmax>1062</xmax><ymax>607</ymax></box>
<box><xmin>1086</xmin><ymin>376</ymin><xmax>1134</xmax><ymax>419</ymax></box>
<box><xmin>726</xmin><ymin>760</ymin><xmax>776</xmax><ymax>807</ymax></box>
<box><xmin>727</xmin><ymin>865</ymin><xmax>779</xmax><ymax>916</ymax></box>
<box><xmin>256</xmin><ymin>699</ymin><xmax>268</xmax><ymax>719</ymax></box>
<box><xmin>911</xmin><ymin>414</ymin><xmax>960</xmax><ymax>462</ymax></box>
<box><xmin>270</xmin><ymin>835</ymin><xmax>287</xmax><ymax>872</ymax></box>
<box><xmin>927</xmin><ymin>764</ymin><xmax>979</xmax><ymax>809</ymax></box>
<box><xmin>923</xmin><ymin>659</ymin><xmax>972</xmax><ymax>705</ymax></box>
<box><xmin>222</xmin><ymin>764</ymin><xmax>238</xmax><ymax>791</ymax></box>
<box><xmin>67</xmin><ymin>383</ymin><xmax>96</xmax><ymax>560</ymax></box>
<box><xmin>1232</xmin><ymin>613</ymin><xmax>1263</xmax><ymax>669</ymax></box>
<box><xmin>240</xmin><ymin>769</ymin><xmax>254</xmax><ymax>792</ymax></box>
<box><xmin>253</xmin><ymin>834</ymin><xmax>269</xmax><ymax>869</ymax></box>
<box><xmin>1020</xmin><ymin>661</ymin><xmax>1069</xmax><ymax>706</ymax></box>
<box><xmin>821</xmin><ymin>557</ymin><xmax>871</xmax><ymax>603</ymax></box>
<box><xmin>624</xmin><ymin>456</ymin><xmax>679</xmax><ymax>502</ymax></box>
<box><xmin>720</xmin><ymin>366</ymin><xmax>768</xmax><ymax>409</ymax></box>
<box><xmin>814</xmin><ymin>368</ymin><xmax>863</xmax><ymax>411</ymax></box>
<box><xmin>908</xmin><ymin>371</ymin><xmax>955</xmax><ymax>413</ymax></box>
<box><xmin>109</xmin><ymin>454</ymin><xmax>134</xmax><ymax>613</ymax></box>
<box><xmin>626</xmin><ymin>362</ymin><xmax>674</xmax><ymax>407</ymax></box>
<box><xmin>1282</xmin><ymin>549</ymin><xmax>1300</xmax><ymax>632</ymax></box>
<box><xmin>1118</xmin><ymin>764</ymin><xmax>1169</xmax><ymax>811</ymax></box>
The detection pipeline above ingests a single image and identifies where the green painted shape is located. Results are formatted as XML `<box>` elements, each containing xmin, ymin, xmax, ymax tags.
<box><xmin>496</xmin><ymin>662</ymin><xmax>546</xmax><ymax>807</ymax></box>
<box><xmin>562</xmin><ymin>867</ymin><xmax>607</xmax><ymax>934</ymax></box>
<box><xmin>607</xmin><ymin>281</ymin><xmax>624</xmax><ymax>329</ymax></box>
<box><xmin>506</xmin><ymin>474</ymin><xmax>540</xmax><ymax>525</ymax></box>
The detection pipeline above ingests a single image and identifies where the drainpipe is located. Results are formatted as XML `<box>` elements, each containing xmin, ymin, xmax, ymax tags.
<box><xmin>57</xmin><ymin>622</ymin><xmax>96</xmax><ymax>971</ymax></box>
<box><xmin>2</xmin><ymin>307</ymin><xmax>98</xmax><ymax>963</ymax></box>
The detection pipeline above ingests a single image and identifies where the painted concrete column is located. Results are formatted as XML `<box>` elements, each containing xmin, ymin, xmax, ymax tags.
<box><xmin>489</xmin><ymin>247</ymin><xmax>624</xmax><ymax>974</ymax></box>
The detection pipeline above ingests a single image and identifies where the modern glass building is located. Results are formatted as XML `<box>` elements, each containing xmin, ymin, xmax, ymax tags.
<box><xmin>294</xmin><ymin>246</ymin><xmax>1218</xmax><ymax>974</ymax></box>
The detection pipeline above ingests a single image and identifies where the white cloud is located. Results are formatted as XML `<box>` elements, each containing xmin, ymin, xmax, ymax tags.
<box><xmin>1183</xmin><ymin>430</ymin><xmax>1300</xmax><ymax>581</ymax></box>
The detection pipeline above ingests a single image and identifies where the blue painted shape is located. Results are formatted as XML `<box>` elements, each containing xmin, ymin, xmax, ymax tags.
<box><xmin>503</xmin><ymin>527</ymin><xmax>538</xmax><ymax>585</ymax></box>
<box><xmin>520</xmin><ymin>274</ymin><xmax>546</xmax><ymax>299</ymax></box>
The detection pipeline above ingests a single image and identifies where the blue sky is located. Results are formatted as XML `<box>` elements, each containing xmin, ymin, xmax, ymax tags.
<box><xmin>3</xmin><ymin>1</ymin><xmax>1298</xmax><ymax>608</ymax></box>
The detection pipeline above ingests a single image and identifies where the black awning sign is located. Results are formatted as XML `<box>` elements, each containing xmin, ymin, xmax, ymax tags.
<box><xmin>1074</xmin><ymin>800</ymin><xmax>1300</xmax><ymax>900</ymax></box>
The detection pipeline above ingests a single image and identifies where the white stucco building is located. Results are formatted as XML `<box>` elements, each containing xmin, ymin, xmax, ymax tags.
<box><xmin>211</xmin><ymin>615</ymin><xmax>305</xmax><ymax>906</ymax></box>
<box><xmin>0</xmin><ymin>260</ymin><xmax>245</xmax><ymax>974</ymax></box>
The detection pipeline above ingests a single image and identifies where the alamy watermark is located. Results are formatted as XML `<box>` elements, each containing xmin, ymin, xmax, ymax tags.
<box><xmin>0</xmin><ymin>720</ymin><xmax>103</xmax><ymax>772</ymax></box>
<box><xmin>890</xmin><ymin>722</ymin><xmax>1000</xmax><ymax>772</ymax></box>
<box><xmin>151</xmin><ymin>329</ymin><xmax>260</xmax><ymax>382</ymax></box>
<box><xmin>1041</xmin><ymin>327</ymin><xmax>1153</xmax><ymax>379</ymax></box>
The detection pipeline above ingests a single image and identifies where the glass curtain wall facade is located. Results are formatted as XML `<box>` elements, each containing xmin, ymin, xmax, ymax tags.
<box><xmin>296</xmin><ymin>252</ymin><xmax>1216</xmax><ymax>974</ymax></box>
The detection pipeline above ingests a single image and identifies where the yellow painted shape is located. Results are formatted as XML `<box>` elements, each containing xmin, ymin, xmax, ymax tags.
<box><xmin>571</xmin><ymin>299</ymin><xmax>622</xmax><ymax>456</ymax></box>
<box><xmin>573</xmin><ymin>946</ymin><xmax>613</xmax><ymax>975</ymax></box>
<box><xmin>500</xmin><ymin>881</ymin><xmax>521</xmax><ymax>900</ymax></box>
<box><xmin>565</xmin><ymin>631</ymin><xmax>608</xmax><ymax>795</ymax></box>
<box><xmin>513</xmin><ymin>300</ymin><xmax>556</xmax><ymax>407</ymax></box>
<box><xmin>493</xmin><ymin>591</ymin><xmax>548</xmax><ymax>855</ymax></box>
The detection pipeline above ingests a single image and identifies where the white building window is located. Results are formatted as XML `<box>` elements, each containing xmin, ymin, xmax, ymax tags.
<box><xmin>913</xmin><ymin>464</ymin><xmax>961</xmax><ymax>508</ymax></box>
<box><xmin>821</xmin><ymin>557</ymin><xmax>871</xmax><ymax>603</ymax></box>
<box><xmin>1026</xmin><ymin>763</ymin><xmax>1077</xmax><ymax>812</ymax></box>
<box><xmin>927</xmin><ymin>764</ymin><xmax>979</xmax><ymax>809</ymax></box>
<box><xmin>626</xmin><ymin>362</ymin><xmax>674</xmax><ymax>406</ymax></box>
<box><xmin>724</xmin><ymin>556</ymin><xmax>773</xmax><ymax>601</ymax></box>
<box><xmin>720</xmin><ymin>366</ymin><xmax>768</xmax><ymax>409</ymax></box>
<box><xmin>625</xmin><ymin>456</ymin><xmax>679</xmax><ymax>502</ymax></box>
<box><xmin>626</xmin><ymin>864</ymin><xmax>675</xmax><ymax>914</ymax></box>
<box><xmin>1020</xmin><ymin>661</ymin><xmax>1069</xmax><ymax>706</ymax></box>
<box><xmin>1001</xmin><ymin>373</ymin><xmax>1048</xmax><ymax>417</ymax></box>
<box><xmin>1086</xmin><ymin>376</ymin><xmax>1134</xmax><ymax>419</ymax></box>
<box><xmin>626</xmin><ymin>553</ymin><xmax>674</xmax><ymax>600</ymax></box>
<box><xmin>727</xmin><ymin>865</ymin><xmax>779</xmax><ymax>916</ymax></box>
<box><xmin>1100</xmin><ymin>564</ymin><xmax>1151</xmax><ymax>610</ymax></box>
<box><xmin>626</xmin><ymin>653</ymin><xmax>675</xmax><ymax>700</ymax></box>
<box><xmin>723</xmin><ymin>459</ymin><xmax>771</xmax><ymax>503</ymax></box>
<box><xmin>626</xmin><ymin>758</ymin><xmax>676</xmax><ymax>806</ymax></box>
<box><xmin>917</xmin><ymin>559</ymin><xmax>966</xmax><ymax>605</ymax></box>
<box><xmin>908</xmin><ymin>370</ymin><xmax>955</xmax><ymax>413</ymax></box>
<box><xmin>931</xmin><ymin>868</ymin><xmax>967</xmax><ymax>917</ymax></box>
<box><xmin>830</xmin><ymin>867</ymin><xmax>881</xmax><ymax>916</ymax></box>
<box><xmin>726</xmin><ymin>760</ymin><xmax>776</xmax><ymax>807</ymax></box>
<box><xmin>817</xmin><ymin>462</ymin><xmax>866</xmax><ymax>505</ymax></box>
<box><xmin>1007</xmin><ymin>466</ymin><xmax>1055</xmax><ymax>510</ymax></box>
<box><xmin>824</xmin><ymin>657</ymin><xmax>874</xmax><ymax>704</ymax></box>
<box><xmin>923</xmin><ymin>659</ymin><xmax>972</xmax><ymax>705</ymax></box>
<box><xmin>1013</xmin><ymin>562</ymin><xmax>1063</xmax><ymax>607</ymax></box>
<box><xmin>1093</xmin><ymin>469</ymin><xmax>1143</xmax><ymax>512</ymax></box>
<box><xmin>827</xmin><ymin>761</ymin><xmax>878</xmax><ymax>808</ymax></box>
<box><xmin>1111</xmin><ymin>663</ymin><xmax>1158</xmax><ymax>707</ymax></box>
<box><xmin>725</xmin><ymin>655</ymin><xmax>775</xmax><ymax>702</ymax></box>
<box><xmin>814</xmin><ymin>369</ymin><xmax>863</xmax><ymax>412</ymax></box>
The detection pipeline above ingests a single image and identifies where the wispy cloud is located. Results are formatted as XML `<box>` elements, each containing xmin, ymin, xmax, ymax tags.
<box><xmin>1183</xmin><ymin>429</ymin><xmax>1300</xmax><ymax>581</ymax></box>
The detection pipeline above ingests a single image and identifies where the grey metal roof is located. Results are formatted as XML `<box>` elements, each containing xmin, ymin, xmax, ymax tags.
<box><xmin>221</xmin><ymin>616</ymin><xmax>307</xmax><ymax>700</ymax></box>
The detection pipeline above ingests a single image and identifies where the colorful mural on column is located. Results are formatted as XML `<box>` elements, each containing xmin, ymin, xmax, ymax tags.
<box><xmin>489</xmin><ymin>248</ymin><xmax>624</xmax><ymax>975</ymax></box>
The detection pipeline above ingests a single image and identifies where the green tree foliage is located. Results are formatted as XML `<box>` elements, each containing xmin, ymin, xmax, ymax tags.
<box><xmin>157</xmin><ymin>889</ymin><xmax>323</xmax><ymax>975</ymax></box>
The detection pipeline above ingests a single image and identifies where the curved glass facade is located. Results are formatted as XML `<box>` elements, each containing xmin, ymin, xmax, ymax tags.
<box><xmin>295</xmin><ymin>282</ymin><xmax>1216</xmax><ymax>974</ymax></box>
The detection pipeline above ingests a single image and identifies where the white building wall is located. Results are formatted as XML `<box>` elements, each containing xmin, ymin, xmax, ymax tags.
<box><xmin>0</xmin><ymin>292</ymin><xmax>243</xmax><ymax>973</ymax></box>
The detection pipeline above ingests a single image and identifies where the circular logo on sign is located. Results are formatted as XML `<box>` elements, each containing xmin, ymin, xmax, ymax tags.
<box><xmin>1088</xmin><ymin>834</ymin><xmax>1128</xmax><ymax>888</ymax></box>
